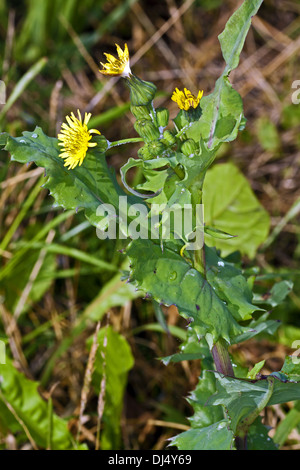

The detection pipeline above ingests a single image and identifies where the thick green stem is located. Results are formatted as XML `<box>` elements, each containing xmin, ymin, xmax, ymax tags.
<box><xmin>194</xmin><ymin>246</ymin><xmax>206</xmax><ymax>276</ymax></box>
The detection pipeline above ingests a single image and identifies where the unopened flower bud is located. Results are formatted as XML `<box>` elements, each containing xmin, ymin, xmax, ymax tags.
<box><xmin>134</xmin><ymin>119</ymin><xmax>160</xmax><ymax>142</ymax></box>
<box><xmin>130</xmin><ymin>105</ymin><xmax>152</xmax><ymax>120</ymax></box>
<box><xmin>93</xmin><ymin>135</ymin><xmax>109</xmax><ymax>152</ymax></box>
<box><xmin>181</xmin><ymin>139</ymin><xmax>197</xmax><ymax>157</ymax></box>
<box><xmin>162</xmin><ymin>130</ymin><xmax>176</xmax><ymax>146</ymax></box>
<box><xmin>156</xmin><ymin>108</ymin><xmax>169</xmax><ymax>128</ymax></box>
<box><xmin>147</xmin><ymin>140</ymin><xmax>165</xmax><ymax>157</ymax></box>
<box><xmin>125</xmin><ymin>74</ymin><xmax>157</xmax><ymax>106</ymax></box>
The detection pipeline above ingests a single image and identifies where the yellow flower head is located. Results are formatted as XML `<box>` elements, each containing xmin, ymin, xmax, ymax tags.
<box><xmin>58</xmin><ymin>110</ymin><xmax>100</xmax><ymax>170</ymax></box>
<box><xmin>171</xmin><ymin>87</ymin><xmax>203</xmax><ymax>111</ymax></box>
<box><xmin>99</xmin><ymin>43</ymin><xmax>131</xmax><ymax>77</ymax></box>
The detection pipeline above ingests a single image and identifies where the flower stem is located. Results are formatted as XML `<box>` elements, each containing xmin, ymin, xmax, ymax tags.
<box><xmin>109</xmin><ymin>137</ymin><xmax>143</xmax><ymax>147</ymax></box>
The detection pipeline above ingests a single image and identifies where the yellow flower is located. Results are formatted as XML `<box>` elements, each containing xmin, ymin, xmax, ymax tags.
<box><xmin>99</xmin><ymin>43</ymin><xmax>131</xmax><ymax>77</ymax></box>
<box><xmin>58</xmin><ymin>110</ymin><xmax>100</xmax><ymax>170</ymax></box>
<box><xmin>171</xmin><ymin>87</ymin><xmax>203</xmax><ymax>111</ymax></box>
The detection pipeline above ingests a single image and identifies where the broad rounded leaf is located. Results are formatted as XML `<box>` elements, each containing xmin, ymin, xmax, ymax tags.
<box><xmin>203</xmin><ymin>162</ymin><xmax>270</xmax><ymax>258</ymax></box>
<box><xmin>0</xmin><ymin>359</ymin><xmax>81</xmax><ymax>449</ymax></box>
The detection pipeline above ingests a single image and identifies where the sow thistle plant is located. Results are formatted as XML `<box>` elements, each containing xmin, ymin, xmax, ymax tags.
<box><xmin>1</xmin><ymin>0</ymin><xmax>300</xmax><ymax>451</ymax></box>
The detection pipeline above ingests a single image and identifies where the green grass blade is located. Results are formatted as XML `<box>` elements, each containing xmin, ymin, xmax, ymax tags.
<box><xmin>0</xmin><ymin>57</ymin><xmax>48</xmax><ymax>121</ymax></box>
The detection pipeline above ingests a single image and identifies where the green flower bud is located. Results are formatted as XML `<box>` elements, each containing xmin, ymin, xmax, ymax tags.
<box><xmin>137</xmin><ymin>145</ymin><xmax>152</xmax><ymax>160</ymax></box>
<box><xmin>130</xmin><ymin>105</ymin><xmax>152</xmax><ymax>120</ymax></box>
<box><xmin>181</xmin><ymin>139</ymin><xmax>197</xmax><ymax>157</ymax></box>
<box><xmin>156</xmin><ymin>107</ymin><xmax>169</xmax><ymax>128</ymax></box>
<box><xmin>162</xmin><ymin>130</ymin><xmax>176</xmax><ymax>146</ymax></box>
<box><xmin>93</xmin><ymin>135</ymin><xmax>109</xmax><ymax>152</ymax></box>
<box><xmin>134</xmin><ymin>119</ymin><xmax>160</xmax><ymax>142</ymax></box>
<box><xmin>138</xmin><ymin>140</ymin><xmax>166</xmax><ymax>160</ymax></box>
<box><xmin>147</xmin><ymin>140</ymin><xmax>165</xmax><ymax>157</ymax></box>
<box><xmin>125</xmin><ymin>74</ymin><xmax>157</xmax><ymax>106</ymax></box>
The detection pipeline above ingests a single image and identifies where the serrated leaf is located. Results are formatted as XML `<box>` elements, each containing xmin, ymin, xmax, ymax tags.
<box><xmin>205</xmin><ymin>246</ymin><xmax>263</xmax><ymax>322</ymax></box>
<box><xmin>162</xmin><ymin>329</ymin><xmax>225</xmax><ymax>430</ymax></box>
<box><xmin>207</xmin><ymin>374</ymin><xmax>275</xmax><ymax>436</ymax></box>
<box><xmin>4</xmin><ymin>128</ymin><xmax>142</xmax><ymax>230</ymax></box>
<box><xmin>136</xmin><ymin>168</ymin><xmax>169</xmax><ymax>194</ymax></box>
<box><xmin>231</xmin><ymin>312</ymin><xmax>281</xmax><ymax>344</ymax></box>
<box><xmin>207</xmin><ymin>372</ymin><xmax>300</xmax><ymax>435</ymax></box>
<box><xmin>188</xmin><ymin>369</ymin><xmax>224</xmax><ymax>429</ymax></box>
<box><xmin>281</xmin><ymin>356</ymin><xmax>300</xmax><ymax>382</ymax></box>
<box><xmin>170</xmin><ymin>419</ymin><xmax>235</xmax><ymax>450</ymax></box>
<box><xmin>126</xmin><ymin>239</ymin><xmax>244</xmax><ymax>344</ymax></box>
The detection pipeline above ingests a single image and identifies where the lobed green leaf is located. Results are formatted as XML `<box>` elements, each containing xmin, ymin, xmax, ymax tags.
<box><xmin>125</xmin><ymin>239</ymin><xmax>256</xmax><ymax>345</ymax></box>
